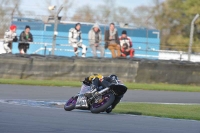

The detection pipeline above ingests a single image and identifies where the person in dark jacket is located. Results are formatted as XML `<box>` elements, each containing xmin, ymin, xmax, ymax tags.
<box><xmin>104</xmin><ymin>23</ymin><xmax>121</xmax><ymax>58</ymax></box>
<box><xmin>18</xmin><ymin>25</ymin><xmax>33</xmax><ymax>54</ymax></box>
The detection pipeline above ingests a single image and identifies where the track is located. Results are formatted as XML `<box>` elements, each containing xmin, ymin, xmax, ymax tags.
<box><xmin>0</xmin><ymin>84</ymin><xmax>200</xmax><ymax>104</ymax></box>
<box><xmin>0</xmin><ymin>84</ymin><xmax>200</xmax><ymax>133</ymax></box>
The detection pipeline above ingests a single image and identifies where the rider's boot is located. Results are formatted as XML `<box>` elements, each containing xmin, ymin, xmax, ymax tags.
<box><xmin>82</xmin><ymin>53</ymin><xmax>86</xmax><ymax>57</ymax></box>
<box><xmin>106</xmin><ymin>105</ymin><xmax>112</xmax><ymax>113</ymax></box>
<box><xmin>111</xmin><ymin>96</ymin><xmax>122</xmax><ymax>109</ymax></box>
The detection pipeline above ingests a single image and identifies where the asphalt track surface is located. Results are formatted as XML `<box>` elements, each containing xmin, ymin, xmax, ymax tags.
<box><xmin>0</xmin><ymin>84</ymin><xmax>200</xmax><ymax>104</ymax></box>
<box><xmin>0</xmin><ymin>84</ymin><xmax>200</xmax><ymax>133</ymax></box>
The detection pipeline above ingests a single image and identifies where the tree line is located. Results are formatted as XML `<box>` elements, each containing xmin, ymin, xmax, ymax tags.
<box><xmin>70</xmin><ymin>0</ymin><xmax>200</xmax><ymax>52</ymax></box>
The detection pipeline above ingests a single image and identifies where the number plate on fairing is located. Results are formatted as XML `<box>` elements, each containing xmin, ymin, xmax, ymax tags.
<box><xmin>75</xmin><ymin>95</ymin><xmax>88</xmax><ymax>108</ymax></box>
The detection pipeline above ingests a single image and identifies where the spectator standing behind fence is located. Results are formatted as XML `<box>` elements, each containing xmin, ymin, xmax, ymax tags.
<box><xmin>68</xmin><ymin>23</ymin><xmax>87</xmax><ymax>57</ymax></box>
<box><xmin>88</xmin><ymin>23</ymin><xmax>105</xmax><ymax>58</ymax></box>
<box><xmin>18</xmin><ymin>25</ymin><xmax>33</xmax><ymax>54</ymax></box>
<box><xmin>104</xmin><ymin>23</ymin><xmax>121</xmax><ymax>58</ymax></box>
<box><xmin>3</xmin><ymin>25</ymin><xmax>18</xmax><ymax>53</ymax></box>
<box><xmin>119</xmin><ymin>30</ymin><xmax>134</xmax><ymax>58</ymax></box>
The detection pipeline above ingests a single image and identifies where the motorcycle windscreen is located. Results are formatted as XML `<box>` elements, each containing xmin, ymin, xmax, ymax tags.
<box><xmin>79</xmin><ymin>84</ymin><xmax>92</xmax><ymax>95</ymax></box>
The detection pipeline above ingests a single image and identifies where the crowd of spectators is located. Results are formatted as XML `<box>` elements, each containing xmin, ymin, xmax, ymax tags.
<box><xmin>3</xmin><ymin>22</ymin><xmax>134</xmax><ymax>58</ymax></box>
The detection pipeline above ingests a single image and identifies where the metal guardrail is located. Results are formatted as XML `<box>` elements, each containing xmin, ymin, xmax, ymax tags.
<box><xmin>1</xmin><ymin>41</ymin><xmax>200</xmax><ymax>62</ymax></box>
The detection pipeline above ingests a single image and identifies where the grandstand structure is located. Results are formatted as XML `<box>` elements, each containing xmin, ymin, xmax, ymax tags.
<box><xmin>10</xmin><ymin>17</ymin><xmax>160</xmax><ymax>58</ymax></box>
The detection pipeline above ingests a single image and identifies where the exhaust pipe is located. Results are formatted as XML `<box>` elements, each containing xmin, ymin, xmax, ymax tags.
<box><xmin>99</xmin><ymin>87</ymin><xmax>109</xmax><ymax>94</ymax></box>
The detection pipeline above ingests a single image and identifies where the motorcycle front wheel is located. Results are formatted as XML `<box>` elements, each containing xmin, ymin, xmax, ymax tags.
<box><xmin>90</xmin><ymin>93</ymin><xmax>115</xmax><ymax>114</ymax></box>
<box><xmin>64</xmin><ymin>96</ymin><xmax>77</xmax><ymax>111</ymax></box>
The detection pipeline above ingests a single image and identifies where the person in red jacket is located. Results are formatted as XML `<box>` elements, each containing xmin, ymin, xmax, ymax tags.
<box><xmin>119</xmin><ymin>30</ymin><xmax>134</xmax><ymax>58</ymax></box>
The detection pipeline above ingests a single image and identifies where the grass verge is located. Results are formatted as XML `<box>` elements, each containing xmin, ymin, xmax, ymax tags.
<box><xmin>113</xmin><ymin>103</ymin><xmax>200</xmax><ymax>121</ymax></box>
<box><xmin>0</xmin><ymin>78</ymin><xmax>200</xmax><ymax>92</ymax></box>
<box><xmin>0</xmin><ymin>78</ymin><xmax>82</xmax><ymax>87</ymax></box>
<box><xmin>125</xmin><ymin>82</ymin><xmax>200</xmax><ymax>92</ymax></box>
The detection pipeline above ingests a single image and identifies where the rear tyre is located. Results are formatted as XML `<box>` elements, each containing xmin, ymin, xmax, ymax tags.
<box><xmin>64</xmin><ymin>97</ymin><xmax>77</xmax><ymax>111</ymax></box>
<box><xmin>90</xmin><ymin>93</ymin><xmax>115</xmax><ymax>114</ymax></box>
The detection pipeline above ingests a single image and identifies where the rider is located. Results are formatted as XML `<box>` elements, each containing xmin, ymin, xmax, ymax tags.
<box><xmin>68</xmin><ymin>23</ymin><xmax>87</xmax><ymax>57</ymax></box>
<box><xmin>83</xmin><ymin>74</ymin><xmax>125</xmax><ymax>113</ymax></box>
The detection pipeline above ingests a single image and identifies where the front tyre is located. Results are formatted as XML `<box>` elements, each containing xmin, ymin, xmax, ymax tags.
<box><xmin>64</xmin><ymin>97</ymin><xmax>77</xmax><ymax>111</ymax></box>
<box><xmin>90</xmin><ymin>93</ymin><xmax>115</xmax><ymax>113</ymax></box>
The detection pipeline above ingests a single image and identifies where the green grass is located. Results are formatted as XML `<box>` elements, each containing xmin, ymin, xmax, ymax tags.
<box><xmin>0</xmin><ymin>78</ymin><xmax>200</xmax><ymax>92</ymax></box>
<box><xmin>113</xmin><ymin>103</ymin><xmax>200</xmax><ymax>121</ymax></box>
<box><xmin>125</xmin><ymin>82</ymin><xmax>200</xmax><ymax>92</ymax></box>
<box><xmin>0</xmin><ymin>78</ymin><xmax>82</xmax><ymax>87</ymax></box>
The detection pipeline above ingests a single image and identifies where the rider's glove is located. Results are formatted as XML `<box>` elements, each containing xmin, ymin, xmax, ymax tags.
<box><xmin>83</xmin><ymin>77</ymin><xmax>90</xmax><ymax>86</ymax></box>
<box><xmin>12</xmin><ymin>33</ymin><xmax>17</xmax><ymax>37</ymax></box>
<box><xmin>91</xmin><ymin>84</ymin><xmax>96</xmax><ymax>90</ymax></box>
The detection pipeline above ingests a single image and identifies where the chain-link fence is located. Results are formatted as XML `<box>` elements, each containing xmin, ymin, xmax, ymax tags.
<box><xmin>1</xmin><ymin>14</ymin><xmax>200</xmax><ymax>62</ymax></box>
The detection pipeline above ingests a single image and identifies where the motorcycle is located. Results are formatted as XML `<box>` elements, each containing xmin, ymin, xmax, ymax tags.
<box><xmin>64</xmin><ymin>81</ymin><xmax>127</xmax><ymax>113</ymax></box>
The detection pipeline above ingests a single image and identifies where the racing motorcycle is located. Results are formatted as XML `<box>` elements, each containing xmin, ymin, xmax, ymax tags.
<box><xmin>64</xmin><ymin>81</ymin><xmax>127</xmax><ymax>113</ymax></box>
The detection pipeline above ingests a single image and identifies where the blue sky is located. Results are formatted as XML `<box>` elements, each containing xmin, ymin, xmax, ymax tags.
<box><xmin>20</xmin><ymin>0</ymin><xmax>160</xmax><ymax>16</ymax></box>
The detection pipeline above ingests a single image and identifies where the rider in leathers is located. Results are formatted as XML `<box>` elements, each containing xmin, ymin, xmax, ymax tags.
<box><xmin>68</xmin><ymin>23</ymin><xmax>87</xmax><ymax>57</ymax></box>
<box><xmin>83</xmin><ymin>74</ymin><xmax>125</xmax><ymax>113</ymax></box>
<box><xmin>3</xmin><ymin>25</ymin><xmax>18</xmax><ymax>53</ymax></box>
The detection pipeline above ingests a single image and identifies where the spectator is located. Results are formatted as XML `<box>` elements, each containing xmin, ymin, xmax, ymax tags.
<box><xmin>104</xmin><ymin>23</ymin><xmax>120</xmax><ymax>58</ymax></box>
<box><xmin>18</xmin><ymin>25</ymin><xmax>33</xmax><ymax>54</ymax></box>
<box><xmin>88</xmin><ymin>23</ymin><xmax>104</xmax><ymax>58</ymax></box>
<box><xmin>119</xmin><ymin>30</ymin><xmax>134</xmax><ymax>58</ymax></box>
<box><xmin>68</xmin><ymin>23</ymin><xmax>87</xmax><ymax>57</ymax></box>
<box><xmin>3</xmin><ymin>25</ymin><xmax>18</xmax><ymax>53</ymax></box>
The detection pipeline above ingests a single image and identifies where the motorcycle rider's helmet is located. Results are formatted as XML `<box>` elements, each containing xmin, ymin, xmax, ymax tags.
<box><xmin>109</xmin><ymin>74</ymin><xmax>123</xmax><ymax>85</ymax></box>
<box><xmin>89</xmin><ymin>73</ymin><xmax>103</xmax><ymax>81</ymax></box>
<box><xmin>109</xmin><ymin>74</ymin><xmax>118</xmax><ymax>81</ymax></box>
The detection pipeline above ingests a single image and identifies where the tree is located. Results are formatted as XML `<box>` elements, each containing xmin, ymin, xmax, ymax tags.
<box><xmin>96</xmin><ymin>0</ymin><xmax>116</xmax><ymax>23</ymax></box>
<box><xmin>151</xmin><ymin>0</ymin><xmax>200</xmax><ymax>52</ymax></box>
<box><xmin>113</xmin><ymin>6</ymin><xmax>131</xmax><ymax>24</ymax></box>
<box><xmin>71</xmin><ymin>5</ymin><xmax>95</xmax><ymax>22</ymax></box>
<box><xmin>39</xmin><ymin>0</ymin><xmax>73</xmax><ymax>22</ymax></box>
<box><xmin>70</xmin><ymin>0</ymin><xmax>133</xmax><ymax>24</ymax></box>
<box><xmin>0</xmin><ymin>0</ymin><xmax>22</xmax><ymax>37</ymax></box>
<box><xmin>131</xmin><ymin>5</ymin><xmax>153</xmax><ymax>28</ymax></box>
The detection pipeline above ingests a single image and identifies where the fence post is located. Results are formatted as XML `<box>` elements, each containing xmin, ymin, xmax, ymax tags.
<box><xmin>44</xmin><ymin>43</ymin><xmax>47</xmax><ymax>56</ymax></box>
<box><xmin>145</xmin><ymin>15</ymin><xmax>153</xmax><ymax>58</ymax></box>
<box><xmin>51</xmin><ymin>6</ymin><xmax>63</xmax><ymax>55</ymax></box>
<box><xmin>179</xmin><ymin>51</ymin><xmax>182</xmax><ymax>61</ymax></box>
<box><xmin>188</xmin><ymin>14</ymin><xmax>199</xmax><ymax>61</ymax></box>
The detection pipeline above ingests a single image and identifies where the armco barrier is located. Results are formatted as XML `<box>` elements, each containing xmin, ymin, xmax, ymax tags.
<box><xmin>0</xmin><ymin>54</ymin><xmax>200</xmax><ymax>85</ymax></box>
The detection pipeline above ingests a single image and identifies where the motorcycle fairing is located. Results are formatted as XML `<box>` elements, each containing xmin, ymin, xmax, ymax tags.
<box><xmin>75</xmin><ymin>94</ymin><xmax>88</xmax><ymax>108</ymax></box>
